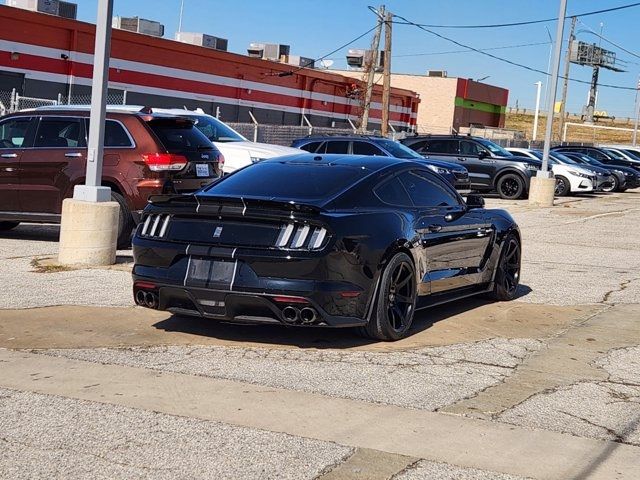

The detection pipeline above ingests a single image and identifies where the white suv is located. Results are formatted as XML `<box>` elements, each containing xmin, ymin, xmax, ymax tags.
<box><xmin>153</xmin><ymin>109</ymin><xmax>301</xmax><ymax>174</ymax></box>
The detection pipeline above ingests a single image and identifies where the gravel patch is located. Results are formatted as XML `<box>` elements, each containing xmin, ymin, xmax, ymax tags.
<box><xmin>0</xmin><ymin>387</ymin><xmax>351</xmax><ymax>480</ymax></box>
<box><xmin>39</xmin><ymin>338</ymin><xmax>542</xmax><ymax>411</ymax></box>
<box><xmin>394</xmin><ymin>459</ymin><xmax>532</xmax><ymax>480</ymax></box>
<box><xmin>498</xmin><ymin>382</ymin><xmax>640</xmax><ymax>446</ymax></box>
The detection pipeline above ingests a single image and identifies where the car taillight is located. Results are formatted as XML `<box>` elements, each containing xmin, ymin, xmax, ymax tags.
<box><xmin>218</xmin><ymin>153</ymin><xmax>225</xmax><ymax>167</ymax></box>
<box><xmin>142</xmin><ymin>153</ymin><xmax>188</xmax><ymax>172</ymax></box>
<box><xmin>275</xmin><ymin>223</ymin><xmax>328</xmax><ymax>250</ymax></box>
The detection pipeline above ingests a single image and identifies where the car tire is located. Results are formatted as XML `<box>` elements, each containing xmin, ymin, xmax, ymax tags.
<box><xmin>360</xmin><ymin>252</ymin><xmax>417</xmax><ymax>341</ymax></box>
<box><xmin>554</xmin><ymin>175</ymin><xmax>571</xmax><ymax>196</ymax></box>
<box><xmin>496</xmin><ymin>173</ymin><xmax>525</xmax><ymax>200</ymax></box>
<box><xmin>0</xmin><ymin>221</ymin><xmax>19</xmax><ymax>231</ymax></box>
<box><xmin>488</xmin><ymin>233</ymin><xmax>521</xmax><ymax>301</ymax></box>
<box><xmin>111</xmin><ymin>191</ymin><xmax>135</xmax><ymax>249</ymax></box>
<box><xmin>619</xmin><ymin>187</ymin><xmax>628</xmax><ymax>192</ymax></box>
<box><xmin>601</xmin><ymin>176</ymin><xmax>618</xmax><ymax>193</ymax></box>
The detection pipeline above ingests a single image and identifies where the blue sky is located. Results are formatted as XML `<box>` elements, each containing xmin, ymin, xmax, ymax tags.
<box><xmin>73</xmin><ymin>0</ymin><xmax>640</xmax><ymax>118</ymax></box>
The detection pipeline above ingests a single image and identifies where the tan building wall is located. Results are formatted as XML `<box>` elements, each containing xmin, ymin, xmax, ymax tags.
<box><xmin>329</xmin><ymin>70</ymin><xmax>458</xmax><ymax>134</ymax></box>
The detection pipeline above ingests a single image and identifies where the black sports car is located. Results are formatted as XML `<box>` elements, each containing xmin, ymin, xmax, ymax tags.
<box><xmin>132</xmin><ymin>154</ymin><xmax>522</xmax><ymax>340</ymax></box>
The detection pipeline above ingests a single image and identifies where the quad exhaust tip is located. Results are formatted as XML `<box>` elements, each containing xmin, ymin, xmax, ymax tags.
<box><xmin>300</xmin><ymin>307</ymin><xmax>317</xmax><ymax>324</ymax></box>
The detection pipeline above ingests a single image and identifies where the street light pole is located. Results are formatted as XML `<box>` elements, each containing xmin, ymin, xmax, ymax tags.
<box><xmin>533</xmin><ymin>81</ymin><xmax>542</xmax><ymax>141</ymax></box>
<box><xmin>529</xmin><ymin>0</ymin><xmax>567</xmax><ymax>207</ymax></box>
<box><xmin>58</xmin><ymin>0</ymin><xmax>120</xmax><ymax>266</ymax></box>
<box><xmin>633</xmin><ymin>76</ymin><xmax>640</xmax><ymax>146</ymax></box>
<box><xmin>178</xmin><ymin>0</ymin><xmax>185</xmax><ymax>34</ymax></box>
<box><xmin>74</xmin><ymin>0</ymin><xmax>113</xmax><ymax>203</ymax></box>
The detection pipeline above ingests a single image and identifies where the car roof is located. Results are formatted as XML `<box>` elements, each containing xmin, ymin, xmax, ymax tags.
<box><xmin>264</xmin><ymin>152</ymin><xmax>410</xmax><ymax>171</ymax></box>
<box><xmin>295</xmin><ymin>134</ymin><xmax>385</xmax><ymax>141</ymax></box>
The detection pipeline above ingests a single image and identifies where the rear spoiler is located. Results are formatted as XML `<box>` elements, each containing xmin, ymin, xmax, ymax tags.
<box><xmin>148</xmin><ymin>193</ymin><xmax>324</xmax><ymax>216</ymax></box>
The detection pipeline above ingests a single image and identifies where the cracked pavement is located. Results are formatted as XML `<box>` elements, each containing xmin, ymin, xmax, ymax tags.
<box><xmin>0</xmin><ymin>191</ymin><xmax>639</xmax><ymax>479</ymax></box>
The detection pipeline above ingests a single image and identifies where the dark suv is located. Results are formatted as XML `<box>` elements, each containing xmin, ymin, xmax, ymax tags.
<box><xmin>0</xmin><ymin>106</ymin><xmax>222</xmax><ymax>246</ymax></box>
<box><xmin>290</xmin><ymin>134</ymin><xmax>470</xmax><ymax>189</ymax></box>
<box><xmin>401</xmin><ymin>135</ymin><xmax>543</xmax><ymax>199</ymax></box>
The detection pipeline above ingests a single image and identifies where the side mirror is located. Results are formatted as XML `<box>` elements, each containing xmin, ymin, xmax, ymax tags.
<box><xmin>478</xmin><ymin>150</ymin><xmax>489</xmax><ymax>160</ymax></box>
<box><xmin>466</xmin><ymin>193</ymin><xmax>485</xmax><ymax>209</ymax></box>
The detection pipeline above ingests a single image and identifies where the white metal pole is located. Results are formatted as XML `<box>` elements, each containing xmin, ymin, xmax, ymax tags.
<box><xmin>633</xmin><ymin>76</ymin><xmax>639</xmax><ymax>146</ymax></box>
<box><xmin>73</xmin><ymin>0</ymin><xmax>113</xmax><ymax>202</ymax></box>
<box><xmin>533</xmin><ymin>81</ymin><xmax>542</xmax><ymax>141</ymax></box>
<box><xmin>178</xmin><ymin>0</ymin><xmax>185</xmax><ymax>34</ymax></box>
<box><xmin>540</xmin><ymin>0</ymin><xmax>568</xmax><ymax>177</ymax></box>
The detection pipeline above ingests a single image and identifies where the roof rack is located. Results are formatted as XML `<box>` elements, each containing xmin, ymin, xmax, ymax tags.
<box><xmin>304</xmin><ymin>132</ymin><xmax>384</xmax><ymax>139</ymax></box>
<box><xmin>31</xmin><ymin>104</ymin><xmax>150</xmax><ymax>113</ymax></box>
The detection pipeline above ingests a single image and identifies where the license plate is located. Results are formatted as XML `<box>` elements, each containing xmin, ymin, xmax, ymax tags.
<box><xmin>186</xmin><ymin>258</ymin><xmax>235</xmax><ymax>288</ymax></box>
<box><xmin>196</xmin><ymin>164</ymin><xmax>210</xmax><ymax>177</ymax></box>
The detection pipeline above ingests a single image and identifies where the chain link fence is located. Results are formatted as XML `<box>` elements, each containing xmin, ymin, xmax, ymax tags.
<box><xmin>226</xmin><ymin>122</ymin><xmax>376</xmax><ymax>146</ymax></box>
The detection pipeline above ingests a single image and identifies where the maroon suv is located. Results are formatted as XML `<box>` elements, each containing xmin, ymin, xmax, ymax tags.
<box><xmin>0</xmin><ymin>107</ymin><xmax>223</xmax><ymax>246</ymax></box>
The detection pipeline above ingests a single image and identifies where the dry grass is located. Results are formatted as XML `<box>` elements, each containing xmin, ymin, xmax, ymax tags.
<box><xmin>505</xmin><ymin>113</ymin><xmax>638</xmax><ymax>144</ymax></box>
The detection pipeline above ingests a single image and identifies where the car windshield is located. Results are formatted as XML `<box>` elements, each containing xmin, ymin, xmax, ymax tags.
<box><xmin>549</xmin><ymin>152</ymin><xmax>578</xmax><ymax>165</ymax></box>
<box><xmin>575</xmin><ymin>154</ymin><xmax>601</xmax><ymax>166</ymax></box>
<box><xmin>475</xmin><ymin>138</ymin><xmax>513</xmax><ymax>157</ymax></box>
<box><xmin>524</xmin><ymin>150</ymin><xmax>543</xmax><ymax>160</ymax></box>
<box><xmin>377</xmin><ymin>139</ymin><xmax>423</xmax><ymax>159</ymax></box>
<box><xmin>202</xmin><ymin>161</ymin><xmax>369</xmax><ymax>201</ymax></box>
<box><xmin>192</xmin><ymin>115</ymin><xmax>246</xmax><ymax>143</ymax></box>
<box><xmin>604</xmin><ymin>149</ymin><xmax>626</xmax><ymax>160</ymax></box>
<box><xmin>622</xmin><ymin>149</ymin><xmax>640</xmax><ymax>161</ymax></box>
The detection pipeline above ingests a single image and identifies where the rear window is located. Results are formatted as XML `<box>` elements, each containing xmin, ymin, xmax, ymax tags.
<box><xmin>203</xmin><ymin>161</ymin><xmax>368</xmax><ymax>201</ymax></box>
<box><xmin>147</xmin><ymin>118</ymin><xmax>212</xmax><ymax>152</ymax></box>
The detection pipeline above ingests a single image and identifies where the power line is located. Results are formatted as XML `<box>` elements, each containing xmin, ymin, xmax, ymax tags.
<box><xmin>391</xmin><ymin>2</ymin><xmax>640</xmax><ymax>29</ymax></box>
<box><xmin>275</xmin><ymin>25</ymin><xmax>377</xmax><ymax>77</ymax></box>
<box><xmin>578</xmin><ymin>20</ymin><xmax>640</xmax><ymax>61</ymax></box>
<box><xmin>393</xmin><ymin>41</ymin><xmax>551</xmax><ymax>58</ymax></box>
<box><xmin>393</xmin><ymin>12</ymin><xmax>638</xmax><ymax>91</ymax></box>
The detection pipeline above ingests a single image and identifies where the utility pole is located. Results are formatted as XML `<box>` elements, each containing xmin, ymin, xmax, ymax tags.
<box><xmin>533</xmin><ymin>81</ymin><xmax>542</xmax><ymax>141</ymax></box>
<box><xmin>529</xmin><ymin>0</ymin><xmax>567</xmax><ymax>207</ymax></box>
<box><xmin>633</xmin><ymin>76</ymin><xmax>640</xmax><ymax>146</ymax></box>
<box><xmin>360</xmin><ymin>5</ymin><xmax>384</xmax><ymax>133</ymax></box>
<box><xmin>558</xmin><ymin>16</ymin><xmax>576</xmax><ymax>140</ymax></box>
<box><xmin>380</xmin><ymin>10</ymin><xmax>393</xmax><ymax>137</ymax></box>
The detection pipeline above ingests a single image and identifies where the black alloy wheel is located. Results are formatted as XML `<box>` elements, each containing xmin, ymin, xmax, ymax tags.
<box><xmin>490</xmin><ymin>233</ymin><xmax>521</xmax><ymax>301</ymax></box>
<box><xmin>554</xmin><ymin>176</ymin><xmax>571</xmax><ymax>196</ymax></box>
<box><xmin>601</xmin><ymin>176</ymin><xmax>618</xmax><ymax>193</ymax></box>
<box><xmin>496</xmin><ymin>173</ymin><xmax>525</xmax><ymax>200</ymax></box>
<box><xmin>361</xmin><ymin>252</ymin><xmax>417</xmax><ymax>341</ymax></box>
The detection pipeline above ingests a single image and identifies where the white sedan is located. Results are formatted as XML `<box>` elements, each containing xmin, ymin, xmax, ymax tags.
<box><xmin>153</xmin><ymin>108</ymin><xmax>301</xmax><ymax>174</ymax></box>
<box><xmin>507</xmin><ymin>148</ymin><xmax>595</xmax><ymax>196</ymax></box>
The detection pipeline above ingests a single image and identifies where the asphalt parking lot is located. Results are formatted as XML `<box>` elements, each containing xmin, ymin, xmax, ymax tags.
<box><xmin>0</xmin><ymin>190</ymin><xmax>639</xmax><ymax>479</ymax></box>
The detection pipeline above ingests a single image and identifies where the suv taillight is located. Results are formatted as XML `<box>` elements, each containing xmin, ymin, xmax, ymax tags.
<box><xmin>218</xmin><ymin>153</ymin><xmax>225</xmax><ymax>167</ymax></box>
<box><xmin>142</xmin><ymin>153</ymin><xmax>188</xmax><ymax>172</ymax></box>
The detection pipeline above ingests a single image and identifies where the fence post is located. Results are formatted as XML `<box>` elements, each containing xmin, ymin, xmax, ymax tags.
<box><xmin>347</xmin><ymin>118</ymin><xmax>357</xmax><ymax>133</ymax></box>
<box><xmin>248</xmin><ymin>111</ymin><xmax>259</xmax><ymax>143</ymax></box>
<box><xmin>122</xmin><ymin>89</ymin><xmax>127</xmax><ymax>105</ymax></box>
<box><xmin>57</xmin><ymin>93</ymin><xmax>62</xmax><ymax>105</ymax></box>
<box><xmin>302</xmin><ymin>114</ymin><xmax>313</xmax><ymax>136</ymax></box>
<box><xmin>10</xmin><ymin>88</ymin><xmax>16</xmax><ymax>112</ymax></box>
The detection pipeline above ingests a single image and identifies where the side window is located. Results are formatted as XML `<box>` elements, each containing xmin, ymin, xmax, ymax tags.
<box><xmin>325</xmin><ymin>141</ymin><xmax>349</xmax><ymax>154</ymax></box>
<box><xmin>398</xmin><ymin>170</ymin><xmax>460</xmax><ymax>207</ymax></box>
<box><xmin>408</xmin><ymin>140</ymin><xmax>428</xmax><ymax>154</ymax></box>
<box><xmin>0</xmin><ymin>117</ymin><xmax>33</xmax><ymax>148</ymax></box>
<box><xmin>460</xmin><ymin>140</ymin><xmax>484</xmax><ymax>156</ymax></box>
<box><xmin>424</xmin><ymin>139</ymin><xmax>459</xmax><ymax>155</ymax></box>
<box><xmin>299</xmin><ymin>141</ymin><xmax>321</xmax><ymax>153</ymax></box>
<box><xmin>104</xmin><ymin>120</ymin><xmax>133</xmax><ymax>147</ymax></box>
<box><xmin>352</xmin><ymin>141</ymin><xmax>385</xmax><ymax>156</ymax></box>
<box><xmin>588</xmin><ymin>149</ymin><xmax>607</xmax><ymax>161</ymax></box>
<box><xmin>85</xmin><ymin>119</ymin><xmax>133</xmax><ymax>147</ymax></box>
<box><xmin>374</xmin><ymin>177</ymin><xmax>413</xmax><ymax>207</ymax></box>
<box><xmin>34</xmin><ymin>118</ymin><xmax>84</xmax><ymax>148</ymax></box>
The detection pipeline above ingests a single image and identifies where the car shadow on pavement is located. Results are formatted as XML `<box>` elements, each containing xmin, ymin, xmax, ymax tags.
<box><xmin>152</xmin><ymin>284</ymin><xmax>533</xmax><ymax>349</ymax></box>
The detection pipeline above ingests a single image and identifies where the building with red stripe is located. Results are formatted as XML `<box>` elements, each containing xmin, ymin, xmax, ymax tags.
<box><xmin>0</xmin><ymin>5</ymin><xmax>419</xmax><ymax>130</ymax></box>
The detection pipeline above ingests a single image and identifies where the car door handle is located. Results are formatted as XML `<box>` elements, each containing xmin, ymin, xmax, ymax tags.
<box><xmin>427</xmin><ymin>224</ymin><xmax>442</xmax><ymax>233</ymax></box>
<box><xmin>1</xmin><ymin>153</ymin><xmax>17</xmax><ymax>158</ymax></box>
<box><xmin>65</xmin><ymin>152</ymin><xmax>83</xmax><ymax>158</ymax></box>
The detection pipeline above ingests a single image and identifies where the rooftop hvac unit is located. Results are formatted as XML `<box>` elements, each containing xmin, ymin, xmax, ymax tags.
<box><xmin>427</xmin><ymin>70</ymin><xmax>447</xmax><ymax>77</ymax></box>
<box><xmin>175</xmin><ymin>32</ymin><xmax>228</xmax><ymax>51</ymax></box>
<box><xmin>346</xmin><ymin>49</ymin><xmax>383</xmax><ymax>70</ymax></box>
<box><xmin>113</xmin><ymin>16</ymin><xmax>165</xmax><ymax>37</ymax></box>
<box><xmin>7</xmin><ymin>0</ymin><xmax>77</xmax><ymax>18</ymax></box>
<box><xmin>247</xmin><ymin>43</ymin><xmax>290</xmax><ymax>61</ymax></box>
<box><xmin>285</xmin><ymin>55</ymin><xmax>315</xmax><ymax>69</ymax></box>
